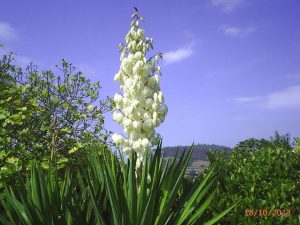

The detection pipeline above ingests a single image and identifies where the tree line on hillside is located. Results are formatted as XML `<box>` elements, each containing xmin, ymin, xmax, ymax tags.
<box><xmin>162</xmin><ymin>144</ymin><xmax>231</xmax><ymax>162</ymax></box>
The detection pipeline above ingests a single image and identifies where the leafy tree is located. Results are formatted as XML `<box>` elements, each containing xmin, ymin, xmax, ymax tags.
<box><xmin>0</xmin><ymin>50</ymin><xmax>112</xmax><ymax>187</ymax></box>
<box><xmin>204</xmin><ymin>132</ymin><xmax>300</xmax><ymax>224</ymax></box>
<box><xmin>270</xmin><ymin>131</ymin><xmax>293</xmax><ymax>151</ymax></box>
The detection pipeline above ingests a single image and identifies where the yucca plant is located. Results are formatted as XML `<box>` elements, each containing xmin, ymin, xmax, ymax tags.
<box><xmin>0</xmin><ymin>161</ymin><xmax>110</xmax><ymax>225</ymax></box>
<box><xmin>87</xmin><ymin>141</ymin><xmax>236</xmax><ymax>225</ymax></box>
<box><xmin>0</xmin><ymin>143</ymin><xmax>236</xmax><ymax>225</ymax></box>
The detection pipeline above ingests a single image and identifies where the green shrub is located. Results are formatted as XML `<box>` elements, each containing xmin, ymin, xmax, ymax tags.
<box><xmin>205</xmin><ymin>133</ymin><xmax>300</xmax><ymax>225</ymax></box>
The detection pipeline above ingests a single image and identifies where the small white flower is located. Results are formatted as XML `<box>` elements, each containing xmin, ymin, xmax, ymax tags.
<box><xmin>124</xmin><ymin>79</ymin><xmax>133</xmax><ymax>89</ymax></box>
<box><xmin>132</xmin><ymin>99</ymin><xmax>139</xmax><ymax>108</ymax></box>
<box><xmin>143</xmin><ymin>119</ymin><xmax>153</xmax><ymax>128</ymax></box>
<box><xmin>122</xmin><ymin>97</ymin><xmax>129</xmax><ymax>105</ymax></box>
<box><xmin>153</xmin><ymin>111</ymin><xmax>157</xmax><ymax>121</ymax></box>
<box><xmin>123</xmin><ymin>147</ymin><xmax>131</xmax><ymax>154</ymax></box>
<box><xmin>114</xmin><ymin>93</ymin><xmax>123</xmax><ymax>103</ymax></box>
<box><xmin>158</xmin><ymin>91</ymin><xmax>163</xmax><ymax>103</ymax></box>
<box><xmin>153</xmin><ymin>92</ymin><xmax>158</xmax><ymax>102</ymax></box>
<box><xmin>134</xmin><ymin>51</ymin><xmax>142</xmax><ymax>59</ymax></box>
<box><xmin>120</xmin><ymin>51</ymin><xmax>126</xmax><ymax>61</ymax></box>
<box><xmin>132</xmin><ymin>120</ymin><xmax>141</xmax><ymax>129</ymax></box>
<box><xmin>114</xmin><ymin>72</ymin><xmax>121</xmax><ymax>81</ymax></box>
<box><xmin>154</xmin><ymin>75</ymin><xmax>159</xmax><ymax>84</ymax></box>
<box><xmin>113</xmin><ymin>111</ymin><xmax>123</xmax><ymax>123</ymax></box>
<box><xmin>112</xmin><ymin>133</ymin><xmax>124</xmax><ymax>145</ymax></box>
<box><xmin>141</xmin><ymin>138</ymin><xmax>150</xmax><ymax>147</ymax></box>
<box><xmin>124</xmin><ymin>118</ymin><xmax>131</xmax><ymax>127</ymax></box>
<box><xmin>133</xmin><ymin>140</ymin><xmax>141</xmax><ymax>149</ymax></box>
<box><xmin>152</xmin><ymin>102</ymin><xmax>159</xmax><ymax>111</ymax></box>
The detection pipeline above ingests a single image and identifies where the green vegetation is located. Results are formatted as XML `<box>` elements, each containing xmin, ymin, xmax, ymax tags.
<box><xmin>0</xmin><ymin>48</ymin><xmax>235</xmax><ymax>224</ymax></box>
<box><xmin>0</xmin><ymin>51</ymin><xmax>112</xmax><ymax>188</ymax></box>
<box><xmin>205</xmin><ymin>132</ymin><xmax>300</xmax><ymax>224</ymax></box>
<box><xmin>1</xmin><ymin>49</ymin><xmax>299</xmax><ymax>224</ymax></box>
<box><xmin>1</xmin><ymin>8</ymin><xmax>299</xmax><ymax>224</ymax></box>
<box><xmin>0</xmin><ymin>143</ymin><xmax>235</xmax><ymax>225</ymax></box>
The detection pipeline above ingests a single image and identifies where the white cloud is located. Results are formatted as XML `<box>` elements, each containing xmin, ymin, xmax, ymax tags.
<box><xmin>235</xmin><ymin>85</ymin><xmax>300</xmax><ymax>109</ymax></box>
<box><xmin>234</xmin><ymin>96</ymin><xmax>261</xmax><ymax>103</ymax></box>
<box><xmin>0</xmin><ymin>22</ymin><xmax>17</xmax><ymax>41</ymax></box>
<box><xmin>211</xmin><ymin>0</ymin><xmax>244</xmax><ymax>12</ymax></box>
<box><xmin>164</xmin><ymin>44</ymin><xmax>194</xmax><ymax>65</ymax></box>
<box><xmin>222</xmin><ymin>26</ymin><xmax>255</xmax><ymax>37</ymax></box>
<box><xmin>265</xmin><ymin>86</ymin><xmax>300</xmax><ymax>109</ymax></box>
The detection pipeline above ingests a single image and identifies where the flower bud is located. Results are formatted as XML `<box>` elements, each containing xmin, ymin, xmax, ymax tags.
<box><xmin>153</xmin><ymin>92</ymin><xmax>158</xmax><ymax>102</ymax></box>
<box><xmin>158</xmin><ymin>91</ymin><xmax>163</xmax><ymax>103</ymax></box>
<box><xmin>137</xmin><ymin>29</ymin><xmax>145</xmax><ymax>38</ymax></box>
<box><xmin>114</xmin><ymin>72</ymin><xmax>121</xmax><ymax>81</ymax></box>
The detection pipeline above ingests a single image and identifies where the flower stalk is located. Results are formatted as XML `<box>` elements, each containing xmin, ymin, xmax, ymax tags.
<box><xmin>112</xmin><ymin>8</ymin><xmax>167</xmax><ymax>167</ymax></box>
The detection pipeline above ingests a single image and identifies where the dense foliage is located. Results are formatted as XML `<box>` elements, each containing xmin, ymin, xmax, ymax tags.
<box><xmin>205</xmin><ymin>133</ymin><xmax>300</xmax><ymax>225</ymax></box>
<box><xmin>0</xmin><ymin>144</ymin><xmax>234</xmax><ymax>225</ymax></box>
<box><xmin>0</xmin><ymin>51</ymin><xmax>112</xmax><ymax>188</ymax></box>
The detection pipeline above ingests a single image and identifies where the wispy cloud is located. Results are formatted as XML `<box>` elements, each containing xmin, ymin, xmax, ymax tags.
<box><xmin>164</xmin><ymin>43</ymin><xmax>194</xmax><ymax>65</ymax></box>
<box><xmin>222</xmin><ymin>26</ymin><xmax>255</xmax><ymax>37</ymax></box>
<box><xmin>234</xmin><ymin>96</ymin><xmax>262</xmax><ymax>103</ymax></box>
<box><xmin>0</xmin><ymin>21</ymin><xmax>17</xmax><ymax>41</ymax></box>
<box><xmin>234</xmin><ymin>85</ymin><xmax>300</xmax><ymax>109</ymax></box>
<box><xmin>265</xmin><ymin>86</ymin><xmax>300</xmax><ymax>109</ymax></box>
<box><xmin>211</xmin><ymin>0</ymin><xmax>244</xmax><ymax>13</ymax></box>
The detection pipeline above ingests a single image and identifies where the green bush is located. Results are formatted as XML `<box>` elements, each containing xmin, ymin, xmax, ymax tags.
<box><xmin>0</xmin><ymin>143</ymin><xmax>235</xmax><ymax>225</ymax></box>
<box><xmin>205</xmin><ymin>133</ymin><xmax>300</xmax><ymax>225</ymax></box>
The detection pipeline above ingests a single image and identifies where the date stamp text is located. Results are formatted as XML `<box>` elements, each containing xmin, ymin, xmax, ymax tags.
<box><xmin>245</xmin><ymin>209</ymin><xmax>291</xmax><ymax>217</ymax></box>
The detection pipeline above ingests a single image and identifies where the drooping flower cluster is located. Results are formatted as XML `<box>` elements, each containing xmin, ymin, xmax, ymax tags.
<box><xmin>112</xmin><ymin>10</ymin><xmax>167</xmax><ymax>166</ymax></box>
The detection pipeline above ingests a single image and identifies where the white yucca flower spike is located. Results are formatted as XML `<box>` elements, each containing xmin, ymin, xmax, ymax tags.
<box><xmin>112</xmin><ymin>8</ymin><xmax>168</xmax><ymax>167</ymax></box>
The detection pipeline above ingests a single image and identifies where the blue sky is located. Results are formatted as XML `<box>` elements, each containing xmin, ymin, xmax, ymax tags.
<box><xmin>1</xmin><ymin>0</ymin><xmax>299</xmax><ymax>147</ymax></box>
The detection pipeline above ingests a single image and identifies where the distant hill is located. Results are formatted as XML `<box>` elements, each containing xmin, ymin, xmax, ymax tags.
<box><xmin>162</xmin><ymin>144</ymin><xmax>232</xmax><ymax>176</ymax></box>
<box><xmin>162</xmin><ymin>144</ymin><xmax>231</xmax><ymax>162</ymax></box>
